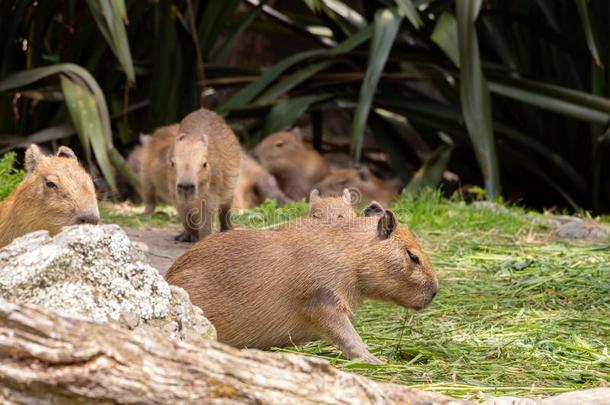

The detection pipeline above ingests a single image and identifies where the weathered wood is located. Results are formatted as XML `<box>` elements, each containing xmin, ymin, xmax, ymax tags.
<box><xmin>0</xmin><ymin>301</ymin><xmax>471</xmax><ymax>405</ymax></box>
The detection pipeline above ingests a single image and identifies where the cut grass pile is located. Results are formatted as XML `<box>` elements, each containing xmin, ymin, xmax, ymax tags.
<box><xmin>101</xmin><ymin>192</ymin><xmax>609</xmax><ymax>402</ymax></box>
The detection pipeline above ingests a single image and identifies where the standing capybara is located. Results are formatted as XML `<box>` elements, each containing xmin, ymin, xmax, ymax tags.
<box><xmin>168</xmin><ymin>108</ymin><xmax>241</xmax><ymax>242</ymax></box>
<box><xmin>314</xmin><ymin>166</ymin><xmax>398</xmax><ymax>207</ymax></box>
<box><xmin>0</xmin><ymin>145</ymin><xmax>99</xmax><ymax>248</ymax></box>
<box><xmin>233</xmin><ymin>151</ymin><xmax>291</xmax><ymax>210</ymax></box>
<box><xmin>166</xmin><ymin>203</ymin><xmax>437</xmax><ymax>364</ymax></box>
<box><xmin>140</xmin><ymin>124</ymin><xmax>180</xmax><ymax>213</ymax></box>
<box><xmin>252</xmin><ymin>130</ymin><xmax>330</xmax><ymax>200</ymax></box>
<box><xmin>308</xmin><ymin>188</ymin><xmax>356</xmax><ymax>222</ymax></box>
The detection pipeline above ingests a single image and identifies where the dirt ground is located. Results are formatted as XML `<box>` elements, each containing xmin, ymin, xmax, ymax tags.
<box><xmin>123</xmin><ymin>227</ymin><xmax>191</xmax><ymax>276</ymax></box>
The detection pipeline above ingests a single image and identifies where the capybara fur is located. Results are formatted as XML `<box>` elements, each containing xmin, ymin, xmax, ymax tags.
<box><xmin>140</xmin><ymin>124</ymin><xmax>179</xmax><ymax>213</ymax></box>
<box><xmin>168</xmin><ymin>108</ymin><xmax>240</xmax><ymax>242</ymax></box>
<box><xmin>308</xmin><ymin>188</ymin><xmax>356</xmax><ymax>222</ymax></box>
<box><xmin>166</xmin><ymin>204</ymin><xmax>437</xmax><ymax>364</ymax></box>
<box><xmin>314</xmin><ymin>166</ymin><xmax>397</xmax><ymax>207</ymax></box>
<box><xmin>252</xmin><ymin>130</ymin><xmax>330</xmax><ymax>200</ymax></box>
<box><xmin>233</xmin><ymin>151</ymin><xmax>290</xmax><ymax>210</ymax></box>
<box><xmin>0</xmin><ymin>145</ymin><xmax>99</xmax><ymax>248</ymax></box>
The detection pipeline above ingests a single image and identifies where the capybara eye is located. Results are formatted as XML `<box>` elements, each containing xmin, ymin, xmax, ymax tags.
<box><xmin>203</xmin><ymin>162</ymin><xmax>208</xmax><ymax>168</ymax></box>
<box><xmin>170</xmin><ymin>159</ymin><xmax>175</xmax><ymax>167</ymax></box>
<box><xmin>45</xmin><ymin>180</ymin><xmax>57</xmax><ymax>189</ymax></box>
<box><xmin>407</xmin><ymin>250</ymin><xmax>420</xmax><ymax>264</ymax></box>
<box><xmin>275</xmin><ymin>142</ymin><xmax>284</xmax><ymax>148</ymax></box>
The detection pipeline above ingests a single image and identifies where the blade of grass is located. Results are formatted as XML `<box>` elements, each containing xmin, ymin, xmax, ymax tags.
<box><xmin>394</xmin><ymin>0</ymin><xmax>422</xmax><ymax>29</ymax></box>
<box><xmin>575</xmin><ymin>0</ymin><xmax>603</xmax><ymax>67</ymax></box>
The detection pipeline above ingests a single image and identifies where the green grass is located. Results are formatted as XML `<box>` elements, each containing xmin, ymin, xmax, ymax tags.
<box><xmin>101</xmin><ymin>191</ymin><xmax>610</xmax><ymax>402</ymax></box>
<box><xmin>0</xmin><ymin>152</ymin><xmax>25</xmax><ymax>201</ymax></box>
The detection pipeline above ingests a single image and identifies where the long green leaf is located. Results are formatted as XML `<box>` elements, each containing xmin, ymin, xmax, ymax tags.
<box><xmin>394</xmin><ymin>0</ymin><xmax>422</xmax><ymax>29</ymax></box>
<box><xmin>403</xmin><ymin>142</ymin><xmax>454</xmax><ymax>196</ymax></box>
<box><xmin>575</xmin><ymin>0</ymin><xmax>603</xmax><ymax>67</ymax></box>
<box><xmin>0</xmin><ymin>64</ymin><xmax>117</xmax><ymax>192</ymax></box>
<box><xmin>456</xmin><ymin>1</ymin><xmax>500</xmax><ymax>198</ymax></box>
<box><xmin>431</xmin><ymin>12</ymin><xmax>459</xmax><ymax>66</ymax></box>
<box><xmin>350</xmin><ymin>9</ymin><xmax>402</xmax><ymax>161</ymax></box>
<box><xmin>262</xmin><ymin>94</ymin><xmax>331</xmax><ymax>135</ymax></box>
<box><xmin>211</xmin><ymin>5</ymin><xmax>263</xmax><ymax>64</ymax></box>
<box><xmin>87</xmin><ymin>0</ymin><xmax>135</xmax><ymax>83</ymax></box>
<box><xmin>219</xmin><ymin>24</ymin><xmax>373</xmax><ymax>113</ymax></box>
<box><xmin>60</xmin><ymin>75</ymin><xmax>116</xmax><ymax>193</ymax></box>
<box><xmin>258</xmin><ymin>60</ymin><xmax>332</xmax><ymax>102</ymax></box>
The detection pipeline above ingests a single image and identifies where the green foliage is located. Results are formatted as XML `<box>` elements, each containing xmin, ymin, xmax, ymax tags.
<box><xmin>1</xmin><ymin>0</ymin><xmax>610</xmax><ymax>212</ymax></box>
<box><xmin>0</xmin><ymin>152</ymin><xmax>24</xmax><ymax>200</ymax></box>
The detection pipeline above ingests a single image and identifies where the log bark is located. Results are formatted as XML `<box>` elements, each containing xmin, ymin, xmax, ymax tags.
<box><xmin>0</xmin><ymin>301</ymin><xmax>471</xmax><ymax>404</ymax></box>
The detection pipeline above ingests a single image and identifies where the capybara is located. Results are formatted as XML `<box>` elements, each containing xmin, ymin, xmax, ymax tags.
<box><xmin>0</xmin><ymin>145</ymin><xmax>99</xmax><ymax>248</ymax></box>
<box><xmin>140</xmin><ymin>124</ymin><xmax>180</xmax><ymax>213</ymax></box>
<box><xmin>252</xmin><ymin>130</ymin><xmax>330</xmax><ymax>200</ymax></box>
<box><xmin>308</xmin><ymin>188</ymin><xmax>356</xmax><ymax>222</ymax></box>
<box><xmin>168</xmin><ymin>108</ymin><xmax>240</xmax><ymax>242</ymax></box>
<box><xmin>233</xmin><ymin>151</ymin><xmax>291</xmax><ymax>210</ymax></box>
<box><xmin>166</xmin><ymin>203</ymin><xmax>437</xmax><ymax>364</ymax></box>
<box><xmin>314</xmin><ymin>166</ymin><xmax>397</xmax><ymax>207</ymax></box>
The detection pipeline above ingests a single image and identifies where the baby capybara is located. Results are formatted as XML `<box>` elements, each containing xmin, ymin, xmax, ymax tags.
<box><xmin>252</xmin><ymin>130</ymin><xmax>330</xmax><ymax>200</ymax></box>
<box><xmin>0</xmin><ymin>145</ymin><xmax>99</xmax><ymax>248</ymax></box>
<box><xmin>166</xmin><ymin>203</ymin><xmax>437</xmax><ymax>364</ymax></box>
<box><xmin>233</xmin><ymin>151</ymin><xmax>290</xmax><ymax>210</ymax></box>
<box><xmin>314</xmin><ymin>166</ymin><xmax>398</xmax><ymax>207</ymax></box>
<box><xmin>168</xmin><ymin>108</ymin><xmax>240</xmax><ymax>242</ymax></box>
<box><xmin>308</xmin><ymin>188</ymin><xmax>356</xmax><ymax>222</ymax></box>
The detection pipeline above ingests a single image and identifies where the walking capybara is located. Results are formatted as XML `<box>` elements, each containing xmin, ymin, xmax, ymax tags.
<box><xmin>0</xmin><ymin>145</ymin><xmax>99</xmax><ymax>248</ymax></box>
<box><xmin>233</xmin><ymin>151</ymin><xmax>291</xmax><ymax>210</ymax></box>
<box><xmin>308</xmin><ymin>188</ymin><xmax>356</xmax><ymax>222</ymax></box>
<box><xmin>168</xmin><ymin>108</ymin><xmax>241</xmax><ymax>242</ymax></box>
<box><xmin>252</xmin><ymin>130</ymin><xmax>330</xmax><ymax>200</ymax></box>
<box><xmin>314</xmin><ymin>166</ymin><xmax>398</xmax><ymax>207</ymax></box>
<box><xmin>140</xmin><ymin>124</ymin><xmax>180</xmax><ymax>213</ymax></box>
<box><xmin>166</xmin><ymin>203</ymin><xmax>437</xmax><ymax>364</ymax></box>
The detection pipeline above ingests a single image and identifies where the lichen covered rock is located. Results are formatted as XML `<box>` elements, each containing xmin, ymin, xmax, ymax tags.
<box><xmin>0</xmin><ymin>224</ymin><xmax>215</xmax><ymax>343</ymax></box>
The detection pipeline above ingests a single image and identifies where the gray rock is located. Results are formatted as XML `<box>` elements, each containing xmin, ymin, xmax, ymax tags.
<box><xmin>555</xmin><ymin>218</ymin><xmax>610</xmax><ymax>240</ymax></box>
<box><xmin>0</xmin><ymin>224</ymin><xmax>216</xmax><ymax>343</ymax></box>
<box><xmin>540</xmin><ymin>388</ymin><xmax>610</xmax><ymax>405</ymax></box>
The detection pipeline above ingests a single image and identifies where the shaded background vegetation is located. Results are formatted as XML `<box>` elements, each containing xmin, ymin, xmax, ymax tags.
<box><xmin>0</xmin><ymin>0</ymin><xmax>609</xmax><ymax>212</ymax></box>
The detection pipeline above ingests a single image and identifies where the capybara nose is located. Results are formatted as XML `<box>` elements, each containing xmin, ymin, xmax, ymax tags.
<box><xmin>177</xmin><ymin>182</ymin><xmax>195</xmax><ymax>193</ymax></box>
<box><xmin>431</xmin><ymin>290</ymin><xmax>437</xmax><ymax>299</ymax></box>
<box><xmin>77</xmin><ymin>214</ymin><xmax>99</xmax><ymax>225</ymax></box>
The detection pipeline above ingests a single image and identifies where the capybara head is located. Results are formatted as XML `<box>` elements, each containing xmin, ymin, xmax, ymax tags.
<box><xmin>169</xmin><ymin>132</ymin><xmax>209</xmax><ymax>202</ymax></box>
<box><xmin>360</xmin><ymin>202</ymin><xmax>437</xmax><ymax>310</ymax></box>
<box><xmin>314</xmin><ymin>166</ymin><xmax>396</xmax><ymax>206</ymax></box>
<box><xmin>308</xmin><ymin>188</ymin><xmax>356</xmax><ymax>221</ymax></box>
<box><xmin>252</xmin><ymin>130</ymin><xmax>303</xmax><ymax>173</ymax></box>
<box><xmin>23</xmin><ymin>144</ymin><xmax>99</xmax><ymax>233</ymax></box>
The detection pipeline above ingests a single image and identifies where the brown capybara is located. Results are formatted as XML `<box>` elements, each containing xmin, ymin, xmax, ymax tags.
<box><xmin>233</xmin><ymin>151</ymin><xmax>291</xmax><ymax>210</ymax></box>
<box><xmin>314</xmin><ymin>166</ymin><xmax>398</xmax><ymax>207</ymax></box>
<box><xmin>308</xmin><ymin>188</ymin><xmax>356</xmax><ymax>222</ymax></box>
<box><xmin>168</xmin><ymin>108</ymin><xmax>240</xmax><ymax>242</ymax></box>
<box><xmin>0</xmin><ymin>145</ymin><xmax>99</xmax><ymax>248</ymax></box>
<box><xmin>140</xmin><ymin>124</ymin><xmax>180</xmax><ymax>213</ymax></box>
<box><xmin>252</xmin><ymin>130</ymin><xmax>330</xmax><ymax>200</ymax></box>
<box><xmin>166</xmin><ymin>203</ymin><xmax>437</xmax><ymax>364</ymax></box>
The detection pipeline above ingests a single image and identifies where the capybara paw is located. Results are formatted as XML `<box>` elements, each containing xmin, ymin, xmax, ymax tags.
<box><xmin>175</xmin><ymin>231</ymin><xmax>198</xmax><ymax>243</ymax></box>
<box><xmin>357</xmin><ymin>353</ymin><xmax>386</xmax><ymax>365</ymax></box>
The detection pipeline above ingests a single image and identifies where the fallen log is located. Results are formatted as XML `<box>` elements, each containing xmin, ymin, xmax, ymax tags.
<box><xmin>0</xmin><ymin>301</ymin><xmax>471</xmax><ymax>404</ymax></box>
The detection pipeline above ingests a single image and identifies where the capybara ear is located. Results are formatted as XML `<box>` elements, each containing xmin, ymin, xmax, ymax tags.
<box><xmin>342</xmin><ymin>188</ymin><xmax>351</xmax><ymax>204</ymax></box>
<box><xmin>291</xmin><ymin>127</ymin><xmax>303</xmax><ymax>142</ymax></box>
<box><xmin>377</xmin><ymin>210</ymin><xmax>397</xmax><ymax>240</ymax></box>
<box><xmin>363</xmin><ymin>200</ymin><xmax>384</xmax><ymax>217</ymax></box>
<box><xmin>139</xmin><ymin>133</ymin><xmax>151</xmax><ymax>145</ymax></box>
<box><xmin>357</xmin><ymin>166</ymin><xmax>370</xmax><ymax>181</ymax></box>
<box><xmin>309</xmin><ymin>189</ymin><xmax>320</xmax><ymax>202</ymax></box>
<box><xmin>25</xmin><ymin>144</ymin><xmax>43</xmax><ymax>174</ymax></box>
<box><xmin>56</xmin><ymin>146</ymin><xmax>77</xmax><ymax>160</ymax></box>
